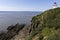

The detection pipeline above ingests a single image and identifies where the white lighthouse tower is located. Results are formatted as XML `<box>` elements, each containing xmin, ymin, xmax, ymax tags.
<box><xmin>53</xmin><ymin>1</ymin><xmax>58</xmax><ymax>8</ymax></box>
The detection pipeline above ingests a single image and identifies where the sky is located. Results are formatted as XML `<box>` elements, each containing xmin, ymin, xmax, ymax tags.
<box><xmin>0</xmin><ymin>0</ymin><xmax>60</xmax><ymax>11</ymax></box>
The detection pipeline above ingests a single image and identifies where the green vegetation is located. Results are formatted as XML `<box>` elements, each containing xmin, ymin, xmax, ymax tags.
<box><xmin>28</xmin><ymin>7</ymin><xmax>60</xmax><ymax>40</ymax></box>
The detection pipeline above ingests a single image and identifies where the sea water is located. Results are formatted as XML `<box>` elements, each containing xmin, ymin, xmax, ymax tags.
<box><xmin>0</xmin><ymin>11</ymin><xmax>41</xmax><ymax>31</ymax></box>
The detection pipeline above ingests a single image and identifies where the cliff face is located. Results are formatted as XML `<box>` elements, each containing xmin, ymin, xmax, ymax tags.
<box><xmin>28</xmin><ymin>8</ymin><xmax>60</xmax><ymax>40</ymax></box>
<box><xmin>10</xmin><ymin>8</ymin><xmax>60</xmax><ymax>40</ymax></box>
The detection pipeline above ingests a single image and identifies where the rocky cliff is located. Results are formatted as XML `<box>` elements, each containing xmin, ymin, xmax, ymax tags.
<box><xmin>10</xmin><ymin>7</ymin><xmax>60</xmax><ymax>40</ymax></box>
<box><xmin>28</xmin><ymin>7</ymin><xmax>60</xmax><ymax>40</ymax></box>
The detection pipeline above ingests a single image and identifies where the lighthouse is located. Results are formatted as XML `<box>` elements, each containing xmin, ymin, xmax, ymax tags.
<box><xmin>53</xmin><ymin>2</ymin><xmax>58</xmax><ymax>8</ymax></box>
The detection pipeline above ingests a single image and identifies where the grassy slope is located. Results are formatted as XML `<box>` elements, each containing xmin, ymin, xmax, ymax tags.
<box><xmin>28</xmin><ymin>8</ymin><xmax>60</xmax><ymax>40</ymax></box>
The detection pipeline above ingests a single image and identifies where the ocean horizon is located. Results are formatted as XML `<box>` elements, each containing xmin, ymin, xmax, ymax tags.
<box><xmin>0</xmin><ymin>11</ymin><xmax>41</xmax><ymax>31</ymax></box>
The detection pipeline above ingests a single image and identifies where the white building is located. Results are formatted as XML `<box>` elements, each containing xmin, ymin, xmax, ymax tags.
<box><xmin>53</xmin><ymin>2</ymin><xmax>58</xmax><ymax>8</ymax></box>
